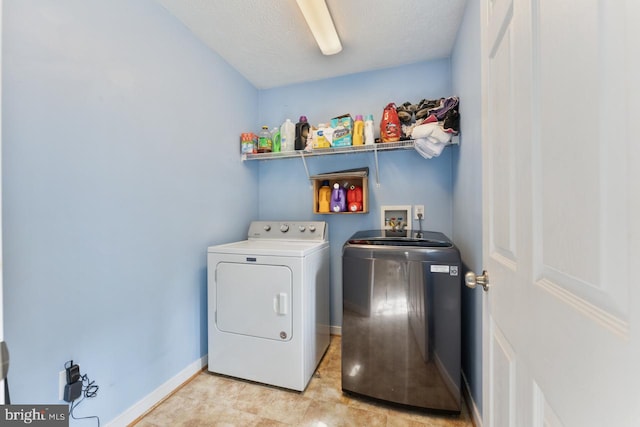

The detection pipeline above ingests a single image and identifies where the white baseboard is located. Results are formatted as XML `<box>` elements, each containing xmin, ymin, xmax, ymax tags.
<box><xmin>330</xmin><ymin>325</ymin><xmax>342</xmax><ymax>336</ymax></box>
<box><xmin>462</xmin><ymin>370</ymin><xmax>482</xmax><ymax>427</ymax></box>
<box><xmin>106</xmin><ymin>355</ymin><xmax>207</xmax><ymax>427</ymax></box>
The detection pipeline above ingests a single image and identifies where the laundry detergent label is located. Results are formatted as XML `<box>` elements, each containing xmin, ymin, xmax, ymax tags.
<box><xmin>431</xmin><ymin>265</ymin><xmax>450</xmax><ymax>274</ymax></box>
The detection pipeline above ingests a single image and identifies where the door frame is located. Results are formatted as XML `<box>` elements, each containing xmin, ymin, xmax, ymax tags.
<box><xmin>0</xmin><ymin>0</ymin><xmax>5</xmax><ymax>405</ymax></box>
<box><xmin>480</xmin><ymin>0</ymin><xmax>490</xmax><ymax>423</ymax></box>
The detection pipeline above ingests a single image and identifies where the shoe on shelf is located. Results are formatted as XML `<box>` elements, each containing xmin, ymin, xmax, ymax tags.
<box><xmin>396</xmin><ymin>102</ymin><xmax>415</xmax><ymax>124</ymax></box>
<box><xmin>415</xmin><ymin>98</ymin><xmax>443</xmax><ymax>120</ymax></box>
<box><xmin>443</xmin><ymin>108</ymin><xmax>460</xmax><ymax>134</ymax></box>
<box><xmin>429</xmin><ymin>96</ymin><xmax>459</xmax><ymax>121</ymax></box>
<box><xmin>402</xmin><ymin>122</ymin><xmax>416</xmax><ymax>139</ymax></box>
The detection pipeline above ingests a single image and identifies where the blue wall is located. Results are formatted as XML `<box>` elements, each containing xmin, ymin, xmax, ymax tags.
<box><xmin>258</xmin><ymin>61</ymin><xmax>454</xmax><ymax>327</ymax></box>
<box><xmin>451</xmin><ymin>0</ymin><xmax>484</xmax><ymax>415</ymax></box>
<box><xmin>2</xmin><ymin>0</ymin><xmax>258</xmax><ymax>423</ymax></box>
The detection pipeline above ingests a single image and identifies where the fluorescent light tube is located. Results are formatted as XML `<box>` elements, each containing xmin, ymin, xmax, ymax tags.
<box><xmin>296</xmin><ymin>0</ymin><xmax>342</xmax><ymax>55</ymax></box>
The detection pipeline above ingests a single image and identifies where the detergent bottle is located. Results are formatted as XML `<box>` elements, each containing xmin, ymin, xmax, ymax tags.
<box><xmin>295</xmin><ymin>116</ymin><xmax>310</xmax><ymax>151</ymax></box>
<box><xmin>330</xmin><ymin>183</ymin><xmax>347</xmax><ymax>212</ymax></box>
<box><xmin>257</xmin><ymin>126</ymin><xmax>272</xmax><ymax>153</ymax></box>
<box><xmin>280</xmin><ymin>119</ymin><xmax>295</xmax><ymax>152</ymax></box>
<box><xmin>271</xmin><ymin>127</ymin><xmax>281</xmax><ymax>152</ymax></box>
<box><xmin>364</xmin><ymin>114</ymin><xmax>375</xmax><ymax>145</ymax></box>
<box><xmin>318</xmin><ymin>181</ymin><xmax>331</xmax><ymax>213</ymax></box>
<box><xmin>347</xmin><ymin>185</ymin><xmax>363</xmax><ymax>212</ymax></box>
<box><xmin>353</xmin><ymin>115</ymin><xmax>364</xmax><ymax>146</ymax></box>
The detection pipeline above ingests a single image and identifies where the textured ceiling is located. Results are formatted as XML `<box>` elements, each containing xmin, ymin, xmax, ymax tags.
<box><xmin>155</xmin><ymin>0</ymin><xmax>467</xmax><ymax>89</ymax></box>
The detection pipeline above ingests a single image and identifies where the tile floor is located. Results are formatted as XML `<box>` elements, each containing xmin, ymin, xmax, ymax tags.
<box><xmin>133</xmin><ymin>336</ymin><xmax>473</xmax><ymax>427</ymax></box>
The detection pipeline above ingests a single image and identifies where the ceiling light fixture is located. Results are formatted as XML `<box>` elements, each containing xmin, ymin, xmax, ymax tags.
<box><xmin>296</xmin><ymin>0</ymin><xmax>342</xmax><ymax>56</ymax></box>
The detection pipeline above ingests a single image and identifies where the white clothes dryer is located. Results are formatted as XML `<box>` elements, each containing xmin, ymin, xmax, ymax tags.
<box><xmin>207</xmin><ymin>221</ymin><xmax>330</xmax><ymax>391</ymax></box>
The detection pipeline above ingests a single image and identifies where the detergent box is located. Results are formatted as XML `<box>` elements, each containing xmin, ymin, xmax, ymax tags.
<box><xmin>331</xmin><ymin>114</ymin><xmax>353</xmax><ymax>147</ymax></box>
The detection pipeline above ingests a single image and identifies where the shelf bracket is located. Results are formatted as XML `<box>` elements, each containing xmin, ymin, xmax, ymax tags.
<box><xmin>300</xmin><ymin>152</ymin><xmax>311</xmax><ymax>182</ymax></box>
<box><xmin>373</xmin><ymin>144</ymin><xmax>381</xmax><ymax>188</ymax></box>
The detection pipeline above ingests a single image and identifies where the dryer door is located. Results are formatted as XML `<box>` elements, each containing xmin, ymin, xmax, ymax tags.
<box><xmin>215</xmin><ymin>262</ymin><xmax>293</xmax><ymax>341</ymax></box>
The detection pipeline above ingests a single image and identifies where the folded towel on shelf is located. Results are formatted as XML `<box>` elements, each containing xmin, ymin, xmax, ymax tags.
<box><xmin>414</xmin><ymin>137</ymin><xmax>447</xmax><ymax>159</ymax></box>
<box><xmin>411</xmin><ymin>122</ymin><xmax>452</xmax><ymax>144</ymax></box>
<box><xmin>411</xmin><ymin>122</ymin><xmax>436</xmax><ymax>139</ymax></box>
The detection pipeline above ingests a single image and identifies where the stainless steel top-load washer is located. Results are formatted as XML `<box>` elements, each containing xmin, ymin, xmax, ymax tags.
<box><xmin>342</xmin><ymin>230</ymin><xmax>461</xmax><ymax>412</ymax></box>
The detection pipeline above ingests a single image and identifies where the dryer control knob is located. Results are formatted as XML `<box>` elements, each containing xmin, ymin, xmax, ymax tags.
<box><xmin>308</xmin><ymin>225</ymin><xmax>316</xmax><ymax>232</ymax></box>
<box><xmin>298</xmin><ymin>226</ymin><xmax>306</xmax><ymax>232</ymax></box>
<box><xmin>280</xmin><ymin>224</ymin><xmax>289</xmax><ymax>232</ymax></box>
<box><xmin>263</xmin><ymin>225</ymin><xmax>271</xmax><ymax>231</ymax></box>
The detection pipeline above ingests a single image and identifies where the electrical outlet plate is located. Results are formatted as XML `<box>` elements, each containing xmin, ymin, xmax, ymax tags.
<box><xmin>414</xmin><ymin>205</ymin><xmax>425</xmax><ymax>220</ymax></box>
<box><xmin>59</xmin><ymin>370</ymin><xmax>67</xmax><ymax>401</ymax></box>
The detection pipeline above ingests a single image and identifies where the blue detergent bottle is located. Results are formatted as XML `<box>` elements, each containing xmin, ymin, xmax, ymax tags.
<box><xmin>330</xmin><ymin>183</ymin><xmax>347</xmax><ymax>212</ymax></box>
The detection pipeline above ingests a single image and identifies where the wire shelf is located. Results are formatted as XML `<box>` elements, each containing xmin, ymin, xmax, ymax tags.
<box><xmin>241</xmin><ymin>140</ymin><xmax>418</xmax><ymax>161</ymax></box>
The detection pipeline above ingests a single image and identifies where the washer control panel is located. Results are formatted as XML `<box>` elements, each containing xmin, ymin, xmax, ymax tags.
<box><xmin>248</xmin><ymin>221</ymin><xmax>327</xmax><ymax>241</ymax></box>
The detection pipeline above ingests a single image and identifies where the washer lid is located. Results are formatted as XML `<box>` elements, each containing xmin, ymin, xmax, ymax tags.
<box><xmin>347</xmin><ymin>230</ymin><xmax>453</xmax><ymax>248</ymax></box>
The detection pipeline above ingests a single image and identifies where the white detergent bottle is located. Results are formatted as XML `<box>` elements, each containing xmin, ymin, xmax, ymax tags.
<box><xmin>364</xmin><ymin>114</ymin><xmax>375</xmax><ymax>145</ymax></box>
<box><xmin>280</xmin><ymin>118</ymin><xmax>295</xmax><ymax>152</ymax></box>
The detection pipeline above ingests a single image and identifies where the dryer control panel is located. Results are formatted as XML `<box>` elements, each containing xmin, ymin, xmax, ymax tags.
<box><xmin>247</xmin><ymin>221</ymin><xmax>327</xmax><ymax>241</ymax></box>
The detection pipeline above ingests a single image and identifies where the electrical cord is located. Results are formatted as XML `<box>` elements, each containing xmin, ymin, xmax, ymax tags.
<box><xmin>69</xmin><ymin>373</ymin><xmax>100</xmax><ymax>427</ymax></box>
<box><xmin>4</xmin><ymin>377</ymin><xmax>10</xmax><ymax>404</ymax></box>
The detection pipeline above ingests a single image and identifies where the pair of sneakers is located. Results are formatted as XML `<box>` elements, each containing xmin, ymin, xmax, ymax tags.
<box><xmin>396</xmin><ymin>101</ymin><xmax>417</xmax><ymax>124</ymax></box>
<box><xmin>418</xmin><ymin>97</ymin><xmax>461</xmax><ymax>135</ymax></box>
<box><xmin>396</xmin><ymin>100</ymin><xmax>440</xmax><ymax>124</ymax></box>
<box><xmin>415</xmin><ymin>98</ymin><xmax>444</xmax><ymax>121</ymax></box>
<box><xmin>396</xmin><ymin>98</ymin><xmax>444</xmax><ymax>123</ymax></box>
<box><xmin>442</xmin><ymin>108</ymin><xmax>460</xmax><ymax>134</ymax></box>
<box><xmin>397</xmin><ymin>97</ymin><xmax>459</xmax><ymax>122</ymax></box>
<box><xmin>396</xmin><ymin>97</ymin><xmax>461</xmax><ymax>135</ymax></box>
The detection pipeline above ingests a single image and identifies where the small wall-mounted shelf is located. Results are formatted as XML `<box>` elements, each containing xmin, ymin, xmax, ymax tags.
<box><xmin>310</xmin><ymin>169</ymin><xmax>369</xmax><ymax>215</ymax></box>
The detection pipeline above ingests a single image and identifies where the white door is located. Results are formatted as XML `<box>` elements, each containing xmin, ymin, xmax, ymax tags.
<box><xmin>481</xmin><ymin>0</ymin><xmax>640</xmax><ymax>426</ymax></box>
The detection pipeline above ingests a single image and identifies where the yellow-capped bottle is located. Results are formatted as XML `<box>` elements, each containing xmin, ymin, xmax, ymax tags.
<box><xmin>318</xmin><ymin>180</ymin><xmax>331</xmax><ymax>213</ymax></box>
<box><xmin>353</xmin><ymin>115</ymin><xmax>364</xmax><ymax>146</ymax></box>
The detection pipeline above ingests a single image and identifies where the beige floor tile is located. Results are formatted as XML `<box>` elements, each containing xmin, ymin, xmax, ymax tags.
<box><xmin>175</xmin><ymin>373</ymin><xmax>248</xmax><ymax>407</ymax></box>
<box><xmin>133</xmin><ymin>336</ymin><xmax>473</xmax><ymax>427</ymax></box>
<box><xmin>188</xmin><ymin>405</ymin><xmax>263</xmax><ymax>427</ymax></box>
<box><xmin>254</xmin><ymin>419</ymin><xmax>290</xmax><ymax>427</ymax></box>
<box><xmin>343</xmin><ymin>406</ymin><xmax>387</xmax><ymax>427</ymax></box>
<box><xmin>232</xmin><ymin>381</ymin><xmax>283</xmax><ymax>415</ymax></box>
<box><xmin>255</xmin><ymin>392</ymin><xmax>312</xmax><ymax>425</ymax></box>
<box><xmin>303</xmin><ymin>374</ymin><xmax>351</xmax><ymax>406</ymax></box>
<box><xmin>386</xmin><ymin>415</ymin><xmax>430</xmax><ymax>427</ymax></box>
<box><xmin>134</xmin><ymin>421</ymin><xmax>163</xmax><ymax>427</ymax></box>
<box><xmin>299</xmin><ymin>400</ymin><xmax>350</xmax><ymax>427</ymax></box>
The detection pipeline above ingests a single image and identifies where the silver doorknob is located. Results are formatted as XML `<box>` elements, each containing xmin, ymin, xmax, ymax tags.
<box><xmin>465</xmin><ymin>270</ymin><xmax>490</xmax><ymax>292</ymax></box>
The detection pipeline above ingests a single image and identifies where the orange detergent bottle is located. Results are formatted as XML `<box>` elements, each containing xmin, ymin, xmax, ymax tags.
<box><xmin>318</xmin><ymin>181</ymin><xmax>332</xmax><ymax>213</ymax></box>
